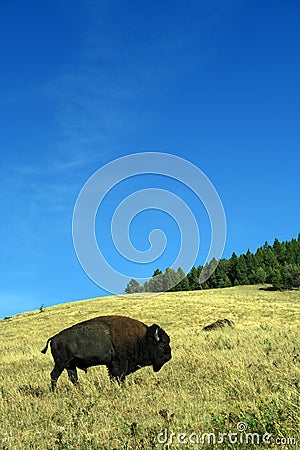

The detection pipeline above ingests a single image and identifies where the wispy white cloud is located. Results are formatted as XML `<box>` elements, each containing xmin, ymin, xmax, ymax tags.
<box><xmin>0</xmin><ymin>158</ymin><xmax>78</xmax><ymax>267</ymax></box>
<box><xmin>38</xmin><ymin>0</ymin><xmax>242</xmax><ymax>162</ymax></box>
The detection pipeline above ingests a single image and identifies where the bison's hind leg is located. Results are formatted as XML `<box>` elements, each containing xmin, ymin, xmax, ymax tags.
<box><xmin>50</xmin><ymin>363</ymin><xmax>65</xmax><ymax>392</ymax></box>
<box><xmin>67</xmin><ymin>367</ymin><xmax>79</xmax><ymax>386</ymax></box>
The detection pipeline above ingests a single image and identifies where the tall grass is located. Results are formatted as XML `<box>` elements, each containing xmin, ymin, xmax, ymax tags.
<box><xmin>0</xmin><ymin>285</ymin><xmax>299</xmax><ymax>449</ymax></box>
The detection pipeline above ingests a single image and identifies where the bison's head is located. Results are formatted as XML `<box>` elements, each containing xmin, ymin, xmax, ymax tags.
<box><xmin>146</xmin><ymin>324</ymin><xmax>172</xmax><ymax>372</ymax></box>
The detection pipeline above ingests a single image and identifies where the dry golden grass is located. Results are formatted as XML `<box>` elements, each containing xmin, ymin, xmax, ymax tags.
<box><xmin>0</xmin><ymin>285</ymin><xmax>299</xmax><ymax>449</ymax></box>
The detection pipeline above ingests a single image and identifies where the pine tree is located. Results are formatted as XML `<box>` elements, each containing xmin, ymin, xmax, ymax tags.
<box><xmin>124</xmin><ymin>279</ymin><xmax>142</xmax><ymax>294</ymax></box>
<box><xmin>228</xmin><ymin>252</ymin><xmax>239</xmax><ymax>285</ymax></box>
<box><xmin>164</xmin><ymin>268</ymin><xmax>179</xmax><ymax>291</ymax></box>
<box><xmin>145</xmin><ymin>269</ymin><xmax>164</xmax><ymax>292</ymax></box>
<box><xmin>245</xmin><ymin>249</ymin><xmax>258</xmax><ymax>283</ymax></box>
<box><xmin>286</xmin><ymin>238</ymin><xmax>299</xmax><ymax>264</ymax></box>
<box><xmin>173</xmin><ymin>268</ymin><xmax>189</xmax><ymax>291</ymax></box>
<box><xmin>269</xmin><ymin>267</ymin><xmax>282</xmax><ymax>289</ymax></box>
<box><xmin>254</xmin><ymin>267</ymin><xmax>267</xmax><ymax>284</ymax></box>
<box><xmin>187</xmin><ymin>266</ymin><xmax>201</xmax><ymax>290</ymax></box>
<box><xmin>280</xmin><ymin>264</ymin><xmax>300</xmax><ymax>289</ymax></box>
<box><xmin>214</xmin><ymin>259</ymin><xmax>231</xmax><ymax>287</ymax></box>
<box><xmin>255</xmin><ymin>247</ymin><xmax>265</xmax><ymax>269</ymax></box>
<box><xmin>273</xmin><ymin>238</ymin><xmax>286</xmax><ymax>264</ymax></box>
<box><xmin>236</xmin><ymin>255</ymin><xmax>249</xmax><ymax>285</ymax></box>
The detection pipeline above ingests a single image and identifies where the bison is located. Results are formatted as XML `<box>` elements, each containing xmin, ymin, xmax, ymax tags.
<box><xmin>41</xmin><ymin>315</ymin><xmax>171</xmax><ymax>391</ymax></box>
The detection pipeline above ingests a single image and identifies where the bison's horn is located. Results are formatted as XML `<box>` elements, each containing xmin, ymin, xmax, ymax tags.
<box><xmin>154</xmin><ymin>327</ymin><xmax>160</xmax><ymax>342</ymax></box>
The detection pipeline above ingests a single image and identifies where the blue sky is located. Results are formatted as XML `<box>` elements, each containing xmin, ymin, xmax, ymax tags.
<box><xmin>1</xmin><ymin>0</ymin><xmax>299</xmax><ymax>318</ymax></box>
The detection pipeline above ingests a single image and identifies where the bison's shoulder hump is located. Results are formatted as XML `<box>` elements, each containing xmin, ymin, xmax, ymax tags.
<box><xmin>96</xmin><ymin>316</ymin><xmax>147</xmax><ymax>345</ymax></box>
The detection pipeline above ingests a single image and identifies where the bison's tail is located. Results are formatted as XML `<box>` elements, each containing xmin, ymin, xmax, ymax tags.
<box><xmin>41</xmin><ymin>337</ymin><xmax>52</xmax><ymax>354</ymax></box>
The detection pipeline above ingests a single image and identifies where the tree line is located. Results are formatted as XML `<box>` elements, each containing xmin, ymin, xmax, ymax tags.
<box><xmin>125</xmin><ymin>234</ymin><xmax>300</xmax><ymax>293</ymax></box>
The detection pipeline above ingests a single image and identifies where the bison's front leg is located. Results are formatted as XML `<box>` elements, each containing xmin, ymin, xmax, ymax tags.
<box><xmin>107</xmin><ymin>360</ymin><xmax>127</xmax><ymax>383</ymax></box>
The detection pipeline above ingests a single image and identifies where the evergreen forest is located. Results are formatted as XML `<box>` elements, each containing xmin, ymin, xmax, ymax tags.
<box><xmin>125</xmin><ymin>234</ymin><xmax>300</xmax><ymax>293</ymax></box>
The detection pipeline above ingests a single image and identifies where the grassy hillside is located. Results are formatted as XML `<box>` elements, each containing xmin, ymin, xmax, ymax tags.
<box><xmin>0</xmin><ymin>286</ymin><xmax>299</xmax><ymax>449</ymax></box>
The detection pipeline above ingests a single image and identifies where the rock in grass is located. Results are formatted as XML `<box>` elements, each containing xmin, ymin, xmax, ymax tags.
<box><xmin>202</xmin><ymin>318</ymin><xmax>235</xmax><ymax>331</ymax></box>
